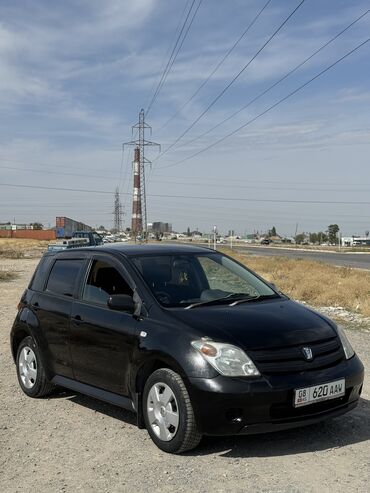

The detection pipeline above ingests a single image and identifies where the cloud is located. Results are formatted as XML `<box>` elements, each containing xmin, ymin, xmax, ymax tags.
<box><xmin>335</xmin><ymin>87</ymin><xmax>370</xmax><ymax>103</ymax></box>
<box><xmin>0</xmin><ymin>0</ymin><xmax>369</xmax><ymax>234</ymax></box>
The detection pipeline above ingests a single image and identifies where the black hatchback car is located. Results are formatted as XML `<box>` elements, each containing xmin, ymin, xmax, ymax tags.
<box><xmin>11</xmin><ymin>244</ymin><xmax>364</xmax><ymax>453</ymax></box>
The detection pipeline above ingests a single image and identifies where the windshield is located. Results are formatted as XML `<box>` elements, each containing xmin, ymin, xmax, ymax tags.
<box><xmin>131</xmin><ymin>252</ymin><xmax>277</xmax><ymax>308</ymax></box>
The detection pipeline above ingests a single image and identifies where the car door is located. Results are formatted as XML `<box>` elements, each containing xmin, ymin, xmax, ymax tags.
<box><xmin>69</xmin><ymin>254</ymin><xmax>139</xmax><ymax>396</ymax></box>
<box><xmin>32</xmin><ymin>256</ymin><xmax>85</xmax><ymax>378</ymax></box>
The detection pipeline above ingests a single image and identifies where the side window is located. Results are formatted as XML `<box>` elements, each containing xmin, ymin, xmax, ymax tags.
<box><xmin>46</xmin><ymin>259</ymin><xmax>84</xmax><ymax>297</ymax></box>
<box><xmin>93</xmin><ymin>233</ymin><xmax>102</xmax><ymax>244</ymax></box>
<box><xmin>29</xmin><ymin>255</ymin><xmax>53</xmax><ymax>291</ymax></box>
<box><xmin>82</xmin><ymin>259</ymin><xmax>132</xmax><ymax>305</ymax></box>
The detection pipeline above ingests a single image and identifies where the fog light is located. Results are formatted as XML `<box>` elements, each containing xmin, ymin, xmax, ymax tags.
<box><xmin>226</xmin><ymin>408</ymin><xmax>244</xmax><ymax>424</ymax></box>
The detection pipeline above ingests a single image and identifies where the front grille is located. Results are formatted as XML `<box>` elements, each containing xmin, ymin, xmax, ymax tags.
<box><xmin>248</xmin><ymin>336</ymin><xmax>345</xmax><ymax>375</ymax></box>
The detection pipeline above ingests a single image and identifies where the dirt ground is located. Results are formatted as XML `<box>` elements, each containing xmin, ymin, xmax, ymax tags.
<box><xmin>0</xmin><ymin>258</ymin><xmax>369</xmax><ymax>493</ymax></box>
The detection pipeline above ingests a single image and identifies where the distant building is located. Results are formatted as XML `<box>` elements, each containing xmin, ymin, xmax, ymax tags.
<box><xmin>148</xmin><ymin>222</ymin><xmax>172</xmax><ymax>234</ymax></box>
<box><xmin>0</xmin><ymin>223</ymin><xmax>34</xmax><ymax>230</ymax></box>
<box><xmin>342</xmin><ymin>236</ymin><xmax>370</xmax><ymax>247</ymax></box>
<box><xmin>268</xmin><ymin>235</ymin><xmax>283</xmax><ymax>243</ymax></box>
<box><xmin>55</xmin><ymin>217</ymin><xmax>92</xmax><ymax>238</ymax></box>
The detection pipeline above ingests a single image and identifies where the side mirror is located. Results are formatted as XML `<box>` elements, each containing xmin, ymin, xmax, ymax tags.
<box><xmin>107</xmin><ymin>294</ymin><xmax>135</xmax><ymax>313</ymax></box>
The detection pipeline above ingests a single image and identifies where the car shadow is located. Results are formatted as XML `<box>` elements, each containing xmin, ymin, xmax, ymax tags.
<box><xmin>190</xmin><ymin>397</ymin><xmax>370</xmax><ymax>458</ymax></box>
<box><xmin>49</xmin><ymin>388</ymin><xmax>370</xmax><ymax>457</ymax></box>
<box><xmin>49</xmin><ymin>388</ymin><xmax>137</xmax><ymax>426</ymax></box>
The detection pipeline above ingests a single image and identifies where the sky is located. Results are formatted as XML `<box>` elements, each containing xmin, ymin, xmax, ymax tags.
<box><xmin>0</xmin><ymin>0</ymin><xmax>370</xmax><ymax>236</ymax></box>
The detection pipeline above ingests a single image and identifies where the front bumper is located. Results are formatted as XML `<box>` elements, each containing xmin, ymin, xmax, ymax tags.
<box><xmin>188</xmin><ymin>354</ymin><xmax>364</xmax><ymax>436</ymax></box>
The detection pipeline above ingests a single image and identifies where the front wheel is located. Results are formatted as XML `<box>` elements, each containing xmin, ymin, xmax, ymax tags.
<box><xmin>143</xmin><ymin>368</ymin><xmax>202</xmax><ymax>453</ymax></box>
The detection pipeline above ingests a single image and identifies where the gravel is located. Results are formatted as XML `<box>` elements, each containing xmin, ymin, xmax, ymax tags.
<box><xmin>0</xmin><ymin>258</ymin><xmax>369</xmax><ymax>492</ymax></box>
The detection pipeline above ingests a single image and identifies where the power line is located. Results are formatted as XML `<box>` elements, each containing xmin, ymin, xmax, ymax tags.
<box><xmin>158</xmin><ymin>0</ymin><xmax>204</xmax><ymax>95</ymax></box>
<box><xmin>0</xmin><ymin>183</ymin><xmax>114</xmax><ymax>195</ymax></box>
<box><xmin>158</xmin><ymin>37</ymin><xmax>370</xmax><ymax>170</ymax></box>
<box><xmin>170</xmin><ymin>8</ymin><xmax>370</xmax><ymax>153</ymax></box>
<box><xmin>144</xmin><ymin>205</ymin><xmax>370</xmax><ymax>220</ymax></box>
<box><xmin>158</xmin><ymin>0</ymin><xmax>273</xmax><ymax>131</ymax></box>
<box><xmin>0</xmin><ymin>164</ymin><xmax>119</xmax><ymax>181</ymax></box>
<box><xmin>3</xmin><ymin>161</ymin><xmax>370</xmax><ymax>189</ymax></box>
<box><xmin>144</xmin><ymin>0</ymin><xmax>193</xmax><ymax>111</ymax></box>
<box><xmin>2</xmin><ymin>200</ymin><xmax>369</xmax><ymax>221</ymax></box>
<box><xmin>150</xmin><ymin>195</ymin><xmax>370</xmax><ymax>206</ymax></box>
<box><xmin>118</xmin><ymin>145</ymin><xmax>125</xmax><ymax>189</ymax></box>
<box><xmin>153</xmin><ymin>0</ymin><xmax>305</xmax><ymax>163</ymax></box>
<box><xmin>0</xmin><ymin>156</ymin><xmax>120</xmax><ymax>175</ymax></box>
<box><xmin>4</xmin><ymin>170</ymin><xmax>370</xmax><ymax>192</ymax></box>
<box><xmin>2</xmin><ymin>182</ymin><xmax>370</xmax><ymax>205</ymax></box>
<box><xmin>148</xmin><ymin>179</ymin><xmax>370</xmax><ymax>193</ymax></box>
<box><xmin>146</xmin><ymin>0</ymin><xmax>203</xmax><ymax>116</ymax></box>
<box><xmin>153</xmin><ymin>173</ymin><xmax>370</xmax><ymax>187</ymax></box>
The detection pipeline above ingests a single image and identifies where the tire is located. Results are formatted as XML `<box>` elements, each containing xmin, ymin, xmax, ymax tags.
<box><xmin>16</xmin><ymin>336</ymin><xmax>54</xmax><ymax>398</ymax></box>
<box><xmin>143</xmin><ymin>368</ymin><xmax>202</xmax><ymax>454</ymax></box>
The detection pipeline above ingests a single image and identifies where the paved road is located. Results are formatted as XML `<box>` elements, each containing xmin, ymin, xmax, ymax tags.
<box><xmin>234</xmin><ymin>246</ymin><xmax>370</xmax><ymax>270</ymax></box>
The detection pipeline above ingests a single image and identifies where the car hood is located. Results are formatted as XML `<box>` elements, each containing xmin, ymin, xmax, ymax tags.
<box><xmin>169</xmin><ymin>298</ymin><xmax>337</xmax><ymax>350</ymax></box>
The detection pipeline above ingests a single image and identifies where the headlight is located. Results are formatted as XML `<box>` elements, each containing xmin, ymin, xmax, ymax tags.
<box><xmin>337</xmin><ymin>326</ymin><xmax>355</xmax><ymax>359</ymax></box>
<box><xmin>191</xmin><ymin>340</ymin><xmax>260</xmax><ymax>377</ymax></box>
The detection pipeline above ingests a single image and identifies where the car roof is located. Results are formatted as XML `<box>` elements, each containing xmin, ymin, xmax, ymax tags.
<box><xmin>95</xmin><ymin>242</ymin><xmax>213</xmax><ymax>256</ymax></box>
<box><xmin>46</xmin><ymin>242</ymin><xmax>213</xmax><ymax>257</ymax></box>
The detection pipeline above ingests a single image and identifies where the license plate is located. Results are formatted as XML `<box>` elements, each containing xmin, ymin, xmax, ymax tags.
<box><xmin>294</xmin><ymin>379</ymin><xmax>345</xmax><ymax>408</ymax></box>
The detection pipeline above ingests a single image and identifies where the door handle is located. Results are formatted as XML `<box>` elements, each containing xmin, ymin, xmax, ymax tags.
<box><xmin>72</xmin><ymin>315</ymin><xmax>83</xmax><ymax>324</ymax></box>
<box><xmin>32</xmin><ymin>302</ymin><xmax>39</xmax><ymax>310</ymax></box>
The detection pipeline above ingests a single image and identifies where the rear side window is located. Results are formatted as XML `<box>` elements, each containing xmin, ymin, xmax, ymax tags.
<box><xmin>29</xmin><ymin>255</ymin><xmax>53</xmax><ymax>291</ymax></box>
<box><xmin>46</xmin><ymin>259</ymin><xmax>84</xmax><ymax>297</ymax></box>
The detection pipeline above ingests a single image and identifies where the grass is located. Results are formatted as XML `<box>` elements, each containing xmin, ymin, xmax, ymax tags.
<box><xmin>0</xmin><ymin>239</ymin><xmax>49</xmax><ymax>258</ymax></box>
<box><xmin>221</xmin><ymin>248</ymin><xmax>370</xmax><ymax>318</ymax></box>
<box><xmin>0</xmin><ymin>269</ymin><xmax>18</xmax><ymax>282</ymax></box>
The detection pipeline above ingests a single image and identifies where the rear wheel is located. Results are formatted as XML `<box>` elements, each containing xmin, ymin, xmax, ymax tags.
<box><xmin>16</xmin><ymin>336</ymin><xmax>54</xmax><ymax>398</ymax></box>
<box><xmin>143</xmin><ymin>368</ymin><xmax>202</xmax><ymax>453</ymax></box>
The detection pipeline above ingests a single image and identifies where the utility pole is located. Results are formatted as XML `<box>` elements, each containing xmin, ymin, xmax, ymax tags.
<box><xmin>113</xmin><ymin>187</ymin><xmax>123</xmax><ymax>232</ymax></box>
<box><xmin>230</xmin><ymin>229</ymin><xmax>234</xmax><ymax>250</ymax></box>
<box><xmin>124</xmin><ymin>109</ymin><xmax>160</xmax><ymax>239</ymax></box>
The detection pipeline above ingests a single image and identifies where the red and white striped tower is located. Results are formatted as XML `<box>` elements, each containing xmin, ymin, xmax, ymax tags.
<box><xmin>131</xmin><ymin>146</ymin><xmax>142</xmax><ymax>234</ymax></box>
<box><xmin>124</xmin><ymin>110</ymin><xmax>160</xmax><ymax>240</ymax></box>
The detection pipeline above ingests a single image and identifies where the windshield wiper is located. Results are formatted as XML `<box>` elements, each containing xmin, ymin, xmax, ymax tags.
<box><xmin>185</xmin><ymin>293</ymin><xmax>256</xmax><ymax>309</ymax></box>
<box><xmin>229</xmin><ymin>294</ymin><xmax>279</xmax><ymax>306</ymax></box>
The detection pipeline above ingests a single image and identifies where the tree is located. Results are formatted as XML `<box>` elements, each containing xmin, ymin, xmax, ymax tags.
<box><xmin>328</xmin><ymin>224</ymin><xmax>339</xmax><ymax>245</ymax></box>
<box><xmin>309</xmin><ymin>232</ymin><xmax>318</xmax><ymax>244</ymax></box>
<box><xmin>317</xmin><ymin>231</ymin><xmax>328</xmax><ymax>244</ymax></box>
<box><xmin>30</xmin><ymin>222</ymin><xmax>43</xmax><ymax>230</ymax></box>
<box><xmin>268</xmin><ymin>226</ymin><xmax>277</xmax><ymax>237</ymax></box>
<box><xmin>99</xmin><ymin>225</ymin><xmax>106</xmax><ymax>231</ymax></box>
<box><xmin>187</xmin><ymin>226</ymin><xmax>191</xmax><ymax>237</ymax></box>
<box><xmin>295</xmin><ymin>233</ymin><xmax>305</xmax><ymax>244</ymax></box>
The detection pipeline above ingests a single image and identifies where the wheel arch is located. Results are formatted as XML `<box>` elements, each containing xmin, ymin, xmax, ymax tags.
<box><xmin>133</xmin><ymin>353</ymin><xmax>189</xmax><ymax>429</ymax></box>
<box><xmin>11</xmin><ymin>316</ymin><xmax>52</xmax><ymax>380</ymax></box>
<box><xmin>11</xmin><ymin>322</ymin><xmax>33</xmax><ymax>362</ymax></box>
